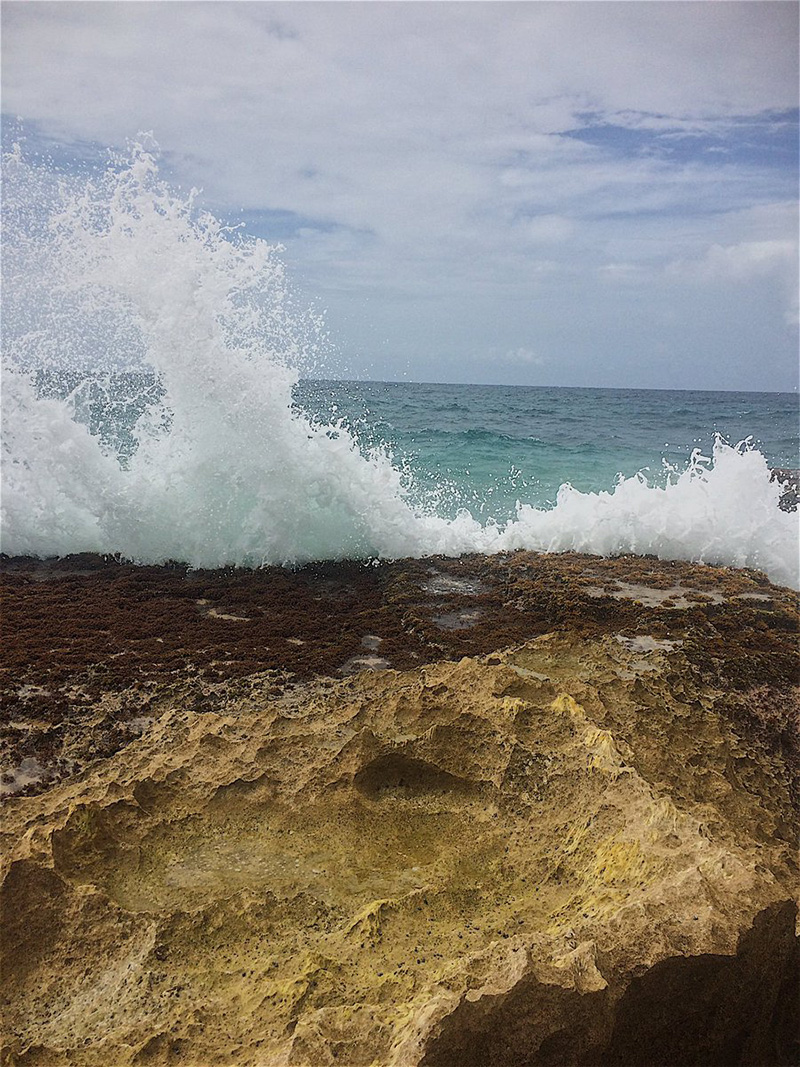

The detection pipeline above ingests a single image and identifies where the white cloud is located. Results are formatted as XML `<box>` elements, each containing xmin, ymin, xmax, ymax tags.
<box><xmin>665</xmin><ymin>236</ymin><xmax>799</xmax><ymax>325</ymax></box>
<box><xmin>1</xmin><ymin>1</ymin><xmax>797</xmax><ymax>388</ymax></box>
<box><xmin>687</xmin><ymin>239</ymin><xmax>798</xmax><ymax>282</ymax></box>
<box><xmin>503</xmin><ymin>347</ymin><xmax>547</xmax><ymax>367</ymax></box>
<box><xmin>513</xmin><ymin>215</ymin><xmax>577</xmax><ymax>245</ymax></box>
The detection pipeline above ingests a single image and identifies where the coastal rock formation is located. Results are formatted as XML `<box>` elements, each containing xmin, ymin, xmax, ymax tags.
<box><xmin>2</xmin><ymin>555</ymin><xmax>798</xmax><ymax>1067</ymax></box>
<box><xmin>3</xmin><ymin>551</ymin><xmax>798</xmax><ymax>799</ymax></box>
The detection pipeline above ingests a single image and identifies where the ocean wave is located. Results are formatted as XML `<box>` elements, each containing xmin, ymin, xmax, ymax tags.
<box><xmin>2</xmin><ymin>143</ymin><xmax>797</xmax><ymax>589</ymax></box>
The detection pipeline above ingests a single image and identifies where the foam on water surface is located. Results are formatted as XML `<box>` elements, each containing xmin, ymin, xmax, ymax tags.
<box><xmin>2</xmin><ymin>144</ymin><xmax>798</xmax><ymax>588</ymax></box>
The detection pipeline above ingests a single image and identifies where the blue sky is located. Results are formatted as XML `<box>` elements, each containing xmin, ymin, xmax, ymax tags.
<box><xmin>2</xmin><ymin>1</ymin><xmax>798</xmax><ymax>390</ymax></box>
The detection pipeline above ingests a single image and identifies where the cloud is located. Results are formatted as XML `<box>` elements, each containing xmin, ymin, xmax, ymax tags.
<box><xmin>687</xmin><ymin>239</ymin><xmax>798</xmax><ymax>282</ymax></box>
<box><xmin>502</xmin><ymin>347</ymin><xmax>547</xmax><ymax>367</ymax></box>
<box><xmin>512</xmin><ymin>214</ymin><xmax>577</xmax><ymax>245</ymax></box>
<box><xmin>665</xmin><ymin>234</ymin><xmax>799</xmax><ymax>325</ymax></box>
<box><xmin>1</xmin><ymin>1</ymin><xmax>797</xmax><ymax>388</ymax></box>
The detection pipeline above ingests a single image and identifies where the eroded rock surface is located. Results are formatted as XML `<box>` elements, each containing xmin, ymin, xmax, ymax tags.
<box><xmin>2</xmin><ymin>590</ymin><xmax>798</xmax><ymax>1066</ymax></box>
<box><xmin>3</xmin><ymin>551</ymin><xmax>798</xmax><ymax>798</ymax></box>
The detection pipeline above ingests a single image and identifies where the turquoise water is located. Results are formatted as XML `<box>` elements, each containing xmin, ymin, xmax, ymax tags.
<box><xmin>38</xmin><ymin>372</ymin><xmax>799</xmax><ymax>525</ymax></box>
<box><xmin>295</xmin><ymin>380</ymin><xmax>799</xmax><ymax>521</ymax></box>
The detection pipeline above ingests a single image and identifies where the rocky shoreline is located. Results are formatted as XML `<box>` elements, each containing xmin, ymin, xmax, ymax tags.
<box><xmin>1</xmin><ymin>551</ymin><xmax>798</xmax><ymax>1065</ymax></box>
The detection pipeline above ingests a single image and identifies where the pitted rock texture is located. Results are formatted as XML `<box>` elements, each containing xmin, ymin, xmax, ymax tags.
<box><xmin>2</xmin><ymin>631</ymin><xmax>798</xmax><ymax>1066</ymax></box>
<box><xmin>3</xmin><ymin>551</ymin><xmax>798</xmax><ymax>799</ymax></box>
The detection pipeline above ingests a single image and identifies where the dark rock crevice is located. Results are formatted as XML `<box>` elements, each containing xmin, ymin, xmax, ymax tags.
<box><xmin>421</xmin><ymin>901</ymin><xmax>799</xmax><ymax>1067</ymax></box>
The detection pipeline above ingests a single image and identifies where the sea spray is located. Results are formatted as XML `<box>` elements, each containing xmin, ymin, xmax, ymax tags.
<box><xmin>2</xmin><ymin>141</ymin><xmax>430</xmax><ymax>565</ymax></box>
<box><xmin>2</xmin><ymin>143</ymin><xmax>798</xmax><ymax>588</ymax></box>
<box><xmin>497</xmin><ymin>441</ymin><xmax>797</xmax><ymax>588</ymax></box>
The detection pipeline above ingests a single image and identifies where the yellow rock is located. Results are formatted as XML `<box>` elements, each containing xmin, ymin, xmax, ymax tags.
<box><xmin>1</xmin><ymin>635</ymin><xmax>797</xmax><ymax>1066</ymax></box>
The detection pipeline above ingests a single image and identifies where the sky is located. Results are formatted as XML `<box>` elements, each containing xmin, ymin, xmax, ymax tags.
<box><xmin>2</xmin><ymin>1</ymin><xmax>798</xmax><ymax>390</ymax></box>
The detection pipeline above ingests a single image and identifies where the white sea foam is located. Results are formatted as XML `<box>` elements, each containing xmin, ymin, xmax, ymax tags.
<box><xmin>2</xmin><ymin>145</ymin><xmax>797</xmax><ymax>588</ymax></box>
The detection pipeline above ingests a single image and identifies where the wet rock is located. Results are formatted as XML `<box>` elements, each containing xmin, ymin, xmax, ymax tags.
<box><xmin>770</xmin><ymin>467</ymin><xmax>799</xmax><ymax>512</ymax></box>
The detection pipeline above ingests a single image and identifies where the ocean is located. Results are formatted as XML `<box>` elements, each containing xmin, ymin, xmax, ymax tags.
<box><xmin>2</xmin><ymin>144</ymin><xmax>798</xmax><ymax>587</ymax></box>
<box><xmin>296</xmin><ymin>379</ymin><xmax>799</xmax><ymax>518</ymax></box>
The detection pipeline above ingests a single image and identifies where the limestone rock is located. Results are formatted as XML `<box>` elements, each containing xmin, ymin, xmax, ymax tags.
<box><xmin>2</xmin><ymin>631</ymin><xmax>797</xmax><ymax>1066</ymax></box>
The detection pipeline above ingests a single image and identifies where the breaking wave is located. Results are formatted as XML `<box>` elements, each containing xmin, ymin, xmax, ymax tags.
<box><xmin>2</xmin><ymin>143</ymin><xmax>797</xmax><ymax>588</ymax></box>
